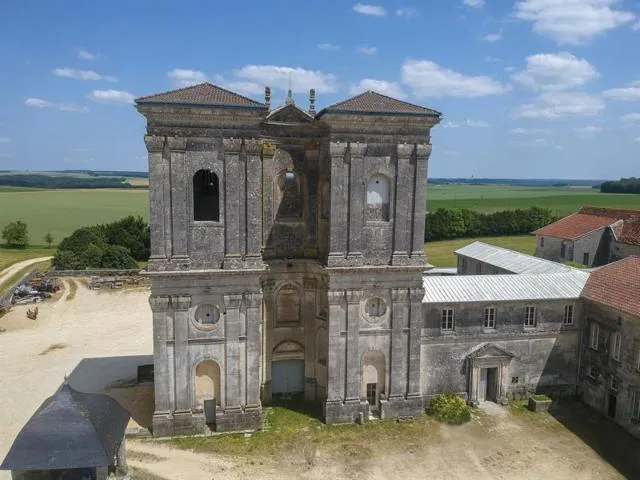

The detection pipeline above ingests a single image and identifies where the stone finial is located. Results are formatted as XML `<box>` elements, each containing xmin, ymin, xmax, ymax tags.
<box><xmin>309</xmin><ymin>89</ymin><xmax>316</xmax><ymax>116</ymax></box>
<box><xmin>265</xmin><ymin>86</ymin><xmax>271</xmax><ymax>110</ymax></box>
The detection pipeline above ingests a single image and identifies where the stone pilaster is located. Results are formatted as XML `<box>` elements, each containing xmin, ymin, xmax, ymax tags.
<box><xmin>149</xmin><ymin>295</ymin><xmax>171</xmax><ymax>413</ymax></box>
<box><xmin>326</xmin><ymin>290</ymin><xmax>346</xmax><ymax>402</ymax></box>
<box><xmin>223</xmin><ymin>138</ymin><xmax>243</xmax><ymax>268</ymax></box>
<box><xmin>261</xmin><ymin>279</ymin><xmax>276</xmax><ymax>403</ymax></box>
<box><xmin>345</xmin><ymin>290</ymin><xmax>363</xmax><ymax>401</ymax></box>
<box><xmin>244</xmin><ymin>292</ymin><xmax>262</xmax><ymax>407</ymax></box>
<box><xmin>171</xmin><ymin>295</ymin><xmax>191</xmax><ymax>412</ymax></box>
<box><xmin>145</xmin><ymin>136</ymin><xmax>167</xmax><ymax>261</ymax></box>
<box><xmin>304</xmin><ymin>278</ymin><xmax>318</xmax><ymax>401</ymax></box>
<box><xmin>347</xmin><ymin>143</ymin><xmax>366</xmax><ymax>263</ymax></box>
<box><xmin>328</xmin><ymin>142</ymin><xmax>349</xmax><ymax>266</ymax></box>
<box><xmin>261</xmin><ymin>141</ymin><xmax>276</xmax><ymax>255</ymax></box>
<box><xmin>407</xmin><ymin>288</ymin><xmax>424</xmax><ymax>397</ymax></box>
<box><xmin>224</xmin><ymin>293</ymin><xmax>244</xmax><ymax>408</ymax></box>
<box><xmin>389</xmin><ymin>288</ymin><xmax>409</xmax><ymax>399</ymax></box>
<box><xmin>393</xmin><ymin>144</ymin><xmax>415</xmax><ymax>265</ymax></box>
<box><xmin>411</xmin><ymin>144</ymin><xmax>431</xmax><ymax>262</ymax></box>
<box><xmin>167</xmin><ymin>136</ymin><xmax>189</xmax><ymax>260</ymax></box>
<box><xmin>245</xmin><ymin>139</ymin><xmax>264</xmax><ymax>267</ymax></box>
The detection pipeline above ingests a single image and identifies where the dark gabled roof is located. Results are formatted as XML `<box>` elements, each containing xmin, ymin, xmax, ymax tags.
<box><xmin>135</xmin><ymin>82</ymin><xmax>266</xmax><ymax>108</ymax></box>
<box><xmin>266</xmin><ymin>101</ymin><xmax>314</xmax><ymax>123</ymax></box>
<box><xmin>581</xmin><ymin>256</ymin><xmax>640</xmax><ymax>317</ymax></box>
<box><xmin>317</xmin><ymin>91</ymin><xmax>441</xmax><ymax>117</ymax></box>
<box><xmin>1</xmin><ymin>382</ymin><xmax>130</xmax><ymax>471</ymax></box>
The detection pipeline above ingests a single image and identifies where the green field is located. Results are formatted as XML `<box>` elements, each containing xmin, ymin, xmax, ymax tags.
<box><xmin>425</xmin><ymin>235</ymin><xmax>537</xmax><ymax>267</ymax></box>
<box><xmin>428</xmin><ymin>185</ymin><xmax>639</xmax><ymax>217</ymax></box>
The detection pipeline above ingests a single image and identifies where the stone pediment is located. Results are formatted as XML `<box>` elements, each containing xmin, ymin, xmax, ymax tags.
<box><xmin>468</xmin><ymin>343</ymin><xmax>515</xmax><ymax>360</ymax></box>
<box><xmin>267</xmin><ymin>103</ymin><xmax>314</xmax><ymax>124</ymax></box>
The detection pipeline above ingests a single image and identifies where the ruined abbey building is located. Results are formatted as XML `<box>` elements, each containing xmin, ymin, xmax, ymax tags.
<box><xmin>136</xmin><ymin>83</ymin><xmax>440</xmax><ymax>435</ymax></box>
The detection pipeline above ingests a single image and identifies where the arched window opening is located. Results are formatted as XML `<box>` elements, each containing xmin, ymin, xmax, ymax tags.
<box><xmin>195</xmin><ymin>360</ymin><xmax>221</xmax><ymax>409</ymax></box>
<box><xmin>366</xmin><ymin>175</ymin><xmax>390</xmax><ymax>221</ymax></box>
<box><xmin>276</xmin><ymin>170</ymin><xmax>302</xmax><ymax>218</ymax></box>
<box><xmin>362</xmin><ymin>351</ymin><xmax>386</xmax><ymax>414</ymax></box>
<box><xmin>193</xmin><ymin>169</ymin><xmax>220</xmax><ymax>222</ymax></box>
<box><xmin>276</xmin><ymin>283</ymin><xmax>301</xmax><ymax>326</ymax></box>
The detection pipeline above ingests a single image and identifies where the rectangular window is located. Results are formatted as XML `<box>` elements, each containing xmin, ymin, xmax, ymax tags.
<box><xmin>632</xmin><ymin>391</ymin><xmax>640</xmax><ymax>421</ymax></box>
<box><xmin>588</xmin><ymin>364</ymin><xmax>598</xmax><ymax>379</ymax></box>
<box><xmin>475</xmin><ymin>263</ymin><xmax>482</xmax><ymax>274</ymax></box>
<box><xmin>560</xmin><ymin>243</ymin><xmax>566</xmax><ymax>258</ymax></box>
<box><xmin>590</xmin><ymin>322</ymin><xmax>599</xmax><ymax>350</ymax></box>
<box><xmin>540</xmin><ymin>237</ymin><xmax>544</xmax><ymax>247</ymax></box>
<box><xmin>461</xmin><ymin>257</ymin><xmax>467</xmax><ymax>271</ymax></box>
<box><xmin>609</xmin><ymin>376</ymin><xmax>618</xmax><ymax>392</ymax></box>
<box><xmin>563</xmin><ymin>305</ymin><xmax>574</xmax><ymax>325</ymax></box>
<box><xmin>484</xmin><ymin>307</ymin><xmax>496</xmax><ymax>329</ymax></box>
<box><xmin>524</xmin><ymin>306</ymin><xmax>536</xmax><ymax>328</ymax></box>
<box><xmin>441</xmin><ymin>309</ymin><xmax>454</xmax><ymax>331</ymax></box>
<box><xmin>611</xmin><ymin>332</ymin><xmax>622</xmax><ymax>361</ymax></box>
<box><xmin>583</xmin><ymin>252</ymin><xmax>590</xmax><ymax>265</ymax></box>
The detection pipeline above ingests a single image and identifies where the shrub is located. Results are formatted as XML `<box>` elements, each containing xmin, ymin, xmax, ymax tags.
<box><xmin>429</xmin><ymin>392</ymin><xmax>471</xmax><ymax>425</ymax></box>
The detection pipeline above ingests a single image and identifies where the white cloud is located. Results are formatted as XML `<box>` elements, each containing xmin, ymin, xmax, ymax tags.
<box><xmin>514</xmin><ymin>0</ymin><xmax>635</xmax><ymax>45</ymax></box>
<box><xmin>353</xmin><ymin>3</ymin><xmax>386</xmax><ymax>16</ymax></box>
<box><xmin>510</xmin><ymin>127</ymin><xmax>551</xmax><ymax>134</ymax></box>
<box><xmin>357</xmin><ymin>46</ymin><xmax>378</xmax><ymax>55</ymax></box>
<box><xmin>24</xmin><ymin>97</ymin><xmax>89</xmax><ymax>113</ymax></box>
<box><xmin>167</xmin><ymin>69</ymin><xmax>208</xmax><ymax>87</ymax></box>
<box><xmin>211</xmin><ymin>75</ymin><xmax>265</xmax><ymax>95</ymax></box>
<box><xmin>512</xmin><ymin>52</ymin><xmax>598</xmax><ymax>91</ymax></box>
<box><xmin>441</xmin><ymin>121</ymin><xmax>460</xmax><ymax>128</ymax></box>
<box><xmin>574</xmin><ymin>126</ymin><xmax>603</xmax><ymax>133</ymax></box>
<box><xmin>516</xmin><ymin>91</ymin><xmax>605</xmax><ymax>118</ymax></box>
<box><xmin>442</xmin><ymin>119</ymin><xmax>490</xmax><ymax>128</ymax></box>
<box><xmin>396</xmin><ymin>7</ymin><xmax>419</xmax><ymax>18</ymax></box>
<box><xmin>317</xmin><ymin>43</ymin><xmax>341</xmax><ymax>51</ymax></box>
<box><xmin>88</xmin><ymin>90</ymin><xmax>136</xmax><ymax>104</ymax></box>
<box><xmin>53</xmin><ymin>67</ymin><xmax>118</xmax><ymax>82</ymax></box>
<box><xmin>621</xmin><ymin>113</ymin><xmax>640</xmax><ymax>122</ymax></box>
<box><xmin>350</xmin><ymin>79</ymin><xmax>407</xmax><ymax>99</ymax></box>
<box><xmin>464</xmin><ymin>0</ymin><xmax>485</xmax><ymax>7</ymax></box>
<box><xmin>633</xmin><ymin>20</ymin><xmax>640</xmax><ymax>30</ymax></box>
<box><xmin>233</xmin><ymin>65</ymin><xmax>338</xmax><ymax>94</ymax></box>
<box><xmin>603</xmin><ymin>82</ymin><xmax>640</xmax><ymax>101</ymax></box>
<box><xmin>484</xmin><ymin>32</ymin><xmax>502</xmax><ymax>42</ymax></box>
<box><xmin>0</xmin><ymin>137</ymin><xmax>11</xmax><ymax>143</ymax></box>
<box><xmin>77</xmin><ymin>49</ymin><xmax>98</xmax><ymax>60</ymax></box>
<box><xmin>485</xmin><ymin>56</ymin><xmax>501</xmax><ymax>63</ymax></box>
<box><xmin>401</xmin><ymin>60</ymin><xmax>510</xmax><ymax>98</ymax></box>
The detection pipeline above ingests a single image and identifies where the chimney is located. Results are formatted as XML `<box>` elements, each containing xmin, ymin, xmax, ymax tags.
<box><xmin>309</xmin><ymin>89</ymin><xmax>316</xmax><ymax>116</ymax></box>
<box><xmin>265</xmin><ymin>86</ymin><xmax>271</xmax><ymax>110</ymax></box>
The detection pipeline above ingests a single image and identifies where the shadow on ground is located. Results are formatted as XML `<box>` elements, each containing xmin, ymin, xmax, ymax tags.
<box><xmin>549</xmin><ymin>399</ymin><xmax>640</xmax><ymax>479</ymax></box>
<box><xmin>268</xmin><ymin>393</ymin><xmax>324</xmax><ymax>423</ymax></box>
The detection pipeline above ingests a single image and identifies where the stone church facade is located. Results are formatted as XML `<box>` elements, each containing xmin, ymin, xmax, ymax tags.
<box><xmin>136</xmin><ymin>83</ymin><xmax>440</xmax><ymax>435</ymax></box>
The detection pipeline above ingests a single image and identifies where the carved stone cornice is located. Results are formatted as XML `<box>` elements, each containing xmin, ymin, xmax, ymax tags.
<box><xmin>410</xmin><ymin>288</ymin><xmax>425</xmax><ymax>303</ymax></box>
<box><xmin>329</xmin><ymin>141</ymin><xmax>348</xmax><ymax>158</ymax></box>
<box><xmin>349</xmin><ymin>142</ymin><xmax>367</xmax><ymax>157</ymax></box>
<box><xmin>166</xmin><ymin>136</ymin><xmax>187</xmax><ymax>152</ymax></box>
<box><xmin>416</xmin><ymin>143</ymin><xmax>432</xmax><ymax>159</ymax></box>
<box><xmin>223</xmin><ymin>138</ymin><xmax>243</xmax><ymax>154</ymax></box>
<box><xmin>397</xmin><ymin>143</ymin><xmax>416</xmax><ymax>160</ymax></box>
<box><xmin>149</xmin><ymin>295</ymin><xmax>171</xmax><ymax>311</ymax></box>
<box><xmin>224</xmin><ymin>294</ymin><xmax>244</xmax><ymax>309</ymax></box>
<box><xmin>261</xmin><ymin>140</ymin><xmax>277</xmax><ymax>157</ymax></box>
<box><xmin>244</xmin><ymin>292</ymin><xmax>263</xmax><ymax>308</ymax></box>
<box><xmin>171</xmin><ymin>295</ymin><xmax>191</xmax><ymax>311</ymax></box>
<box><xmin>144</xmin><ymin>135</ymin><xmax>166</xmax><ymax>153</ymax></box>
<box><xmin>391</xmin><ymin>288</ymin><xmax>410</xmax><ymax>302</ymax></box>
<box><xmin>328</xmin><ymin>290</ymin><xmax>345</xmax><ymax>305</ymax></box>
<box><xmin>244</xmin><ymin>139</ymin><xmax>261</xmax><ymax>156</ymax></box>
<box><xmin>346</xmin><ymin>290</ymin><xmax>364</xmax><ymax>304</ymax></box>
<box><xmin>262</xmin><ymin>279</ymin><xmax>276</xmax><ymax>293</ymax></box>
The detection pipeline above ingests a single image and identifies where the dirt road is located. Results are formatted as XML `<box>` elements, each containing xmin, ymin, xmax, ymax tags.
<box><xmin>0</xmin><ymin>256</ymin><xmax>52</xmax><ymax>287</ymax></box>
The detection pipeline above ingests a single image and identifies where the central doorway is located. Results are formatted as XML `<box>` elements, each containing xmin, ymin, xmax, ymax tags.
<box><xmin>271</xmin><ymin>359</ymin><xmax>305</xmax><ymax>399</ymax></box>
<box><xmin>479</xmin><ymin>367</ymin><xmax>498</xmax><ymax>402</ymax></box>
<box><xmin>608</xmin><ymin>393</ymin><xmax>617</xmax><ymax>418</ymax></box>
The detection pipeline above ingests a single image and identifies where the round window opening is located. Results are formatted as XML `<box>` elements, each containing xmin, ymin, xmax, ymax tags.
<box><xmin>366</xmin><ymin>297</ymin><xmax>387</xmax><ymax>319</ymax></box>
<box><xmin>195</xmin><ymin>304</ymin><xmax>221</xmax><ymax>326</ymax></box>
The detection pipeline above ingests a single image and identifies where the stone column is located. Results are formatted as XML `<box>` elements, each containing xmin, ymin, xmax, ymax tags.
<box><xmin>304</xmin><ymin>142</ymin><xmax>320</xmax><ymax>257</ymax></box>
<box><xmin>304</xmin><ymin>278</ymin><xmax>318</xmax><ymax>401</ymax></box>
<box><xmin>407</xmin><ymin>288</ymin><xmax>424</xmax><ymax>397</ymax></box>
<box><xmin>261</xmin><ymin>142</ymin><xmax>276</xmax><ymax>257</ymax></box>
<box><xmin>389</xmin><ymin>288</ymin><xmax>409</xmax><ymax>399</ymax></box>
<box><xmin>345</xmin><ymin>290</ymin><xmax>362</xmax><ymax>401</ymax></box>
<box><xmin>144</xmin><ymin>135</ymin><xmax>167</xmax><ymax>261</ymax></box>
<box><xmin>168</xmin><ymin>137</ymin><xmax>188</xmax><ymax>260</ymax></box>
<box><xmin>115</xmin><ymin>438</ymin><xmax>128</xmax><ymax>476</ymax></box>
<box><xmin>326</xmin><ymin>290</ymin><xmax>346</xmax><ymax>402</ymax></box>
<box><xmin>347</xmin><ymin>143</ymin><xmax>366</xmax><ymax>263</ymax></box>
<box><xmin>223</xmin><ymin>138</ymin><xmax>243</xmax><ymax>268</ymax></box>
<box><xmin>411</xmin><ymin>144</ymin><xmax>431</xmax><ymax>262</ymax></box>
<box><xmin>393</xmin><ymin>144</ymin><xmax>415</xmax><ymax>265</ymax></box>
<box><xmin>224</xmin><ymin>294</ymin><xmax>244</xmax><ymax>409</ymax></box>
<box><xmin>171</xmin><ymin>295</ymin><xmax>191</xmax><ymax>412</ymax></box>
<box><xmin>245</xmin><ymin>292</ymin><xmax>262</xmax><ymax>407</ymax></box>
<box><xmin>245</xmin><ymin>139</ymin><xmax>263</xmax><ymax>267</ymax></box>
<box><xmin>149</xmin><ymin>295</ymin><xmax>171</xmax><ymax>413</ymax></box>
<box><xmin>328</xmin><ymin>142</ymin><xmax>349</xmax><ymax>266</ymax></box>
<box><xmin>261</xmin><ymin>280</ymin><xmax>276</xmax><ymax>403</ymax></box>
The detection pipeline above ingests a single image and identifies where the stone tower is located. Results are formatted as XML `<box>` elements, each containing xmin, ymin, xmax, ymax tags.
<box><xmin>136</xmin><ymin>84</ymin><xmax>440</xmax><ymax>435</ymax></box>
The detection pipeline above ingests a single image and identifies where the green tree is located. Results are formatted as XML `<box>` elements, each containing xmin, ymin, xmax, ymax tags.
<box><xmin>44</xmin><ymin>232</ymin><xmax>54</xmax><ymax>248</ymax></box>
<box><xmin>100</xmin><ymin>245</ymin><xmax>138</xmax><ymax>269</ymax></box>
<box><xmin>1</xmin><ymin>221</ymin><xmax>29</xmax><ymax>249</ymax></box>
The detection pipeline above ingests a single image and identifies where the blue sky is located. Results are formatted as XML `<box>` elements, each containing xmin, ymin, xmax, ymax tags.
<box><xmin>1</xmin><ymin>0</ymin><xmax>640</xmax><ymax>179</ymax></box>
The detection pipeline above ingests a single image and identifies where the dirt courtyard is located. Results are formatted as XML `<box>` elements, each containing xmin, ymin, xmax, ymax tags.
<box><xmin>1</xmin><ymin>282</ymin><xmax>638</xmax><ymax>480</ymax></box>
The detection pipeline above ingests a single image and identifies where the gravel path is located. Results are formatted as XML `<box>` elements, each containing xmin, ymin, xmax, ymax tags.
<box><xmin>0</xmin><ymin>256</ymin><xmax>52</xmax><ymax>287</ymax></box>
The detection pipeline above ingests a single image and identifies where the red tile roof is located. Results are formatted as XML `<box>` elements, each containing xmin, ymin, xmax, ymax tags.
<box><xmin>581</xmin><ymin>256</ymin><xmax>640</xmax><ymax>317</ymax></box>
<box><xmin>534</xmin><ymin>213</ymin><xmax>617</xmax><ymax>240</ymax></box>
<box><xmin>135</xmin><ymin>83</ymin><xmax>266</xmax><ymax>108</ymax></box>
<box><xmin>317</xmin><ymin>91</ymin><xmax>441</xmax><ymax>117</ymax></box>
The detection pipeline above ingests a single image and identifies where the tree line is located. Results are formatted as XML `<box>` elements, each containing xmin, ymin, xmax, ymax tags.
<box><xmin>599</xmin><ymin>178</ymin><xmax>640</xmax><ymax>194</ymax></box>
<box><xmin>425</xmin><ymin>206</ymin><xmax>556</xmax><ymax>241</ymax></box>
<box><xmin>0</xmin><ymin>174</ymin><xmax>134</xmax><ymax>189</ymax></box>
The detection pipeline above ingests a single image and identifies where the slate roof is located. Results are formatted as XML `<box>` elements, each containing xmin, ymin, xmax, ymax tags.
<box><xmin>455</xmin><ymin>241</ymin><xmax>577</xmax><ymax>274</ymax></box>
<box><xmin>135</xmin><ymin>82</ymin><xmax>266</xmax><ymax>108</ymax></box>
<box><xmin>1</xmin><ymin>382</ymin><xmax>130</xmax><ymax>471</ymax></box>
<box><xmin>581</xmin><ymin>256</ymin><xmax>640</xmax><ymax>317</ymax></box>
<box><xmin>317</xmin><ymin>91</ymin><xmax>441</xmax><ymax>117</ymax></box>
<box><xmin>534</xmin><ymin>212</ymin><xmax>617</xmax><ymax>240</ymax></box>
<box><xmin>422</xmin><ymin>271</ymin><xmax>589</xmax><ymax>303</ymax></box>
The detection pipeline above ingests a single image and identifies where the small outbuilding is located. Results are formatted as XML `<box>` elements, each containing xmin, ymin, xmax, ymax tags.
<box><xmin>1</xmin><ymin>381</ymin><xmax>130</xmax><ymax>480</ymax></box>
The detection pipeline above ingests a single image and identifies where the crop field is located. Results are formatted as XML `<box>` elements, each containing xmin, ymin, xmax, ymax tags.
<box><xmin>425</xmin><ymin>235</ymin><xmax>537</xmax><ymax>267</ymax></box>
<box><xmin>428</xmin><ymin>184</ymin><xmax>639</xmax><ymax>217</ymax></box>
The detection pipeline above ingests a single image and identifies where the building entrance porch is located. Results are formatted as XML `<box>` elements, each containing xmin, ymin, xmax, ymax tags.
<box><xmin>467</xmin><ymin>344</ymin><xmax>514</xmax><ymax>406</ymax></box>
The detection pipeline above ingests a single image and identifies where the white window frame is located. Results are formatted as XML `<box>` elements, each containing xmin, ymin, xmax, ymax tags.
<box><xmin>590</xmin><ymin>322</ymin><xmax>599</xmax><ymax>350</ymax></box>
<box><xmin>611</xmin><ymin>332</ymin><xmax>622</xmax><ymax>361</ymax></box>
<box><xmin>632</xmin><ymin>390</ymin><xmax>640</xmax><ymax>422</ymax></box>
<box><xmin>441</xmin><ymin>308</ymin><xmax>454</xmax><ymax>331</ymax></box>
<box><xmin>524</xmin><ymin>305</ymin><xmax>536</xmax><ymax>328</ymax></box>
<box><xmin>563</xmin><ymin>304</ymin><xmax>574</xmax><ymax>325</ymax></box>
<box><xmin>484</xmin><ymin>307</ymin><xmax>496</xmax><ymax>329</ymax></box>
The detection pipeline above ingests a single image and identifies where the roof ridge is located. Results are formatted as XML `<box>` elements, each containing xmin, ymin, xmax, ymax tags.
<box><xmin>135</xmin><ymin>82</ymin><xmax>265</xmax><ymax>107</ymax></box>
<box><xmin>319</xmin><ymin>90</ymin><xmax>441</xmax><ymax>116</ymax></box>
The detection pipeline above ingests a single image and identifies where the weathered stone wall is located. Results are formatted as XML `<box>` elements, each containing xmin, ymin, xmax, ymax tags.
<box><xmin>572</xmin><ymin>228</ymin><xmax>608</xmax><ymax>267</ymax></box>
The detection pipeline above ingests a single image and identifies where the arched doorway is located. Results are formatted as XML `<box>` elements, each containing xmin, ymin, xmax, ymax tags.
<box><xmin>195</xmin><ymin>360</ymin><xmax>221</xmax><ymax>425</ymax></box>
<box><xmin>362</xmin><ymin>351</ymin><xmax>386</xmax><ymax>416</ymax></box>
<box><xmin>271</xmin><ymin>341</ymin><xmax>305</xmax><ymax>399</ymax></box>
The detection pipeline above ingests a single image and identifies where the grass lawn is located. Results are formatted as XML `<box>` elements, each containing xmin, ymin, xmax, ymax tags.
<box><xmin>0</xmin><ymin>259</ymin><xmax>51</xmax><ymax>294</ymax></box>
<box><xmin>0</xmin><ymin>246</ymin><xmax>54</xmax><ymax>271</ymax></box>
<box><xmin>425</xmin><ymin>235</ymin><xmax>537</xmax><ymax>267</ymax></box>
